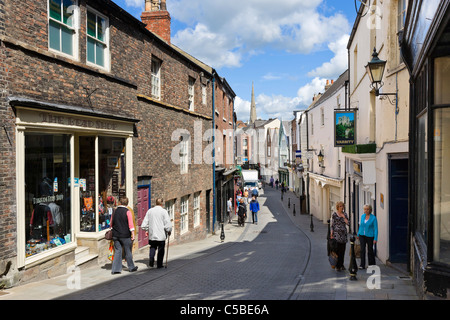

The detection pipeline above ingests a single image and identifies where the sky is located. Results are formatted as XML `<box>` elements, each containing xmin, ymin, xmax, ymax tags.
<box><xmin>113</xmin><ymin>0</ymin><xmax>358</xmax><ymax>122</ymax></box>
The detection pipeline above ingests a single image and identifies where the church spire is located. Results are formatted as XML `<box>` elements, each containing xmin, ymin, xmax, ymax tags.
<box><xmin>250</xmin><ymin>82</ymin><xmax>257</xmax><ymax>124</ymax></box>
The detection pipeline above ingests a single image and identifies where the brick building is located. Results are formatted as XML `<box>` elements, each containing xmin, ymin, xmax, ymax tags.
<box><xmin>0</xmin><ymin>0</ymin><xmax>230</xmax><ymax>288</ymax></box>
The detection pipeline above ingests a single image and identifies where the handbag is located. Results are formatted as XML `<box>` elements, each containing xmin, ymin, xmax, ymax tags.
<box><xmin>328</xmin><ymin>251</ymin><xmax>338</xmax><ymax>269</ymax></box>
<box><xmin>105</xmin><ymin>229</ymin><xmax>113</xmax><ymax>240</ymax></box>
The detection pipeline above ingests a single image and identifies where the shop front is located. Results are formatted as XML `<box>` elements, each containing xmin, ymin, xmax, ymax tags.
<box><xmin>12</xmin><ymin>98</ymin><xmax>137</xmax><ymax>275</ymax></box>
<box><xmin>402</xmin><ymin>0</ymin><xmax>450</xmax><ymax>298</ymax></box>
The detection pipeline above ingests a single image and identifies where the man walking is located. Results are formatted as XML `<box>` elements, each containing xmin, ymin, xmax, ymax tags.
<box><xmin>141</xmin><ymin>198</ymin><xmax>173</xmax><ymax>269</ymax></box>
<box><xmin>249</xmin><ymin>195</ymin><xmax>260</xmax><ymax>225</ymax></box>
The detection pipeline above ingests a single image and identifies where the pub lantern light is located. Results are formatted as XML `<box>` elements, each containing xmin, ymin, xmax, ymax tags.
<box><xmin>365</xmin><ymin>48</ymin><xmax>398</xmax><ymax>106</ymax></box>
<box><xmin>366</xmin><ymin>47</ymin><xmax>386</xmax><ymax>96</ymax></box>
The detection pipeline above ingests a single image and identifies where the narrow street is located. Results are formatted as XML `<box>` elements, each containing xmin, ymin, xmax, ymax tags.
<box><xmin>46</xmin><ymin>187</ymin><xmax>418</xmax><ymax>301</ymax></box>
<box><xmin>58</xmin><ymin>188</ymin><xmax>311</xmax><ymax>300</ymax></box>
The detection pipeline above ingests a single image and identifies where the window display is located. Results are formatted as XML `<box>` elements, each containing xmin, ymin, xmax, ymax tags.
<box><xmin>79</xmin><ymin>136</ymin><xmax>126</xmax><ymax>232</ymax></box>
<box><xmin>25</xmin><ymin>133</ymin><xmax>71</xmax><ymax>257</ymax></box>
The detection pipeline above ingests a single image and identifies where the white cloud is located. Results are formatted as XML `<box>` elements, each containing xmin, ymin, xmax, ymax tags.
<box><xmin>124</xmin><ymin>0</ymin><xmax>144</xmax><ymax>8</ymax></box>
<box><xmin>236</xmin><ymin>77</ymin><xmax>327</xmax><ymax>122</ymax></box>
<box><xmin>170</xmin><ymin>0</ymin><xmax>350</xmax><ymax>69</ymax></box>
<box><xmin>308</xmin><ymin>34</ymin><xmax>350</xmax><ymax>78</ymax></box>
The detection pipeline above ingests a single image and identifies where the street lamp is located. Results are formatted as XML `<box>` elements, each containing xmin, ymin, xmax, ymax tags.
<box><xmin>365</xmin><ymin>48</ymin><xmax>397</xmax><ymax>105</ymax></box>
<box><xmin>317</xmin><ymin>150</ymin><xmax>325</xmax><ymax>168</ymax></box>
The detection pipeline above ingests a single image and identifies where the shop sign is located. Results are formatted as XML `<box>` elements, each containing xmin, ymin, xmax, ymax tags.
<box><xmin>334</xmin><ymin>110</ymin><xmax>356</xmax><ymax>147</ymax></box>
<box><xmin>38</xmin><ymin>112</ymin><xmax>119</xmax><ymax>130</ymax></box>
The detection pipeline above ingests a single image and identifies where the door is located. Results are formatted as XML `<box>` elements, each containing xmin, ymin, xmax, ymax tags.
<box><xmin>389</xmin><ymin>157</ymin><xmax>409</xmax><ymax>263</ymax></box>
<box><xmin>137</xmin><ymin>186</ymin><xmax>150</xmax><ymax>248</ymax></box>
<box><xmin>206</xmin><ymin>189</ymin><xmax>211</xmax><ymax>233</ymax></box>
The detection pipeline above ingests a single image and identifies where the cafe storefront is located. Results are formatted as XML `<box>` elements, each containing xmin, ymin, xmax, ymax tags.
<box><xmin>11</xmin><ymin>97</ymin><xmax>138</xmax><ymax>276</ymax></box>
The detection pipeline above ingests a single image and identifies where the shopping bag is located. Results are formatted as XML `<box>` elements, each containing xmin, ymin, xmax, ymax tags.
<box><xmin>108</xmin><ymin>241</ymin><xmax>115</xmax><ymax>262</ymax></box>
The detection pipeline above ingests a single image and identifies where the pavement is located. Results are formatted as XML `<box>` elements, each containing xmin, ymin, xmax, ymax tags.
<box><xmin>0</xmin><ymin>187</ymin><xmax>420</xmax><ymax>300</ymax></box>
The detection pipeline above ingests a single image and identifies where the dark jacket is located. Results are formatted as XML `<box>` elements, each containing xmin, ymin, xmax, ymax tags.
<box><xmin>237</xmin><ymin>203</ymin><xmax>247</xmax><ymax>217</ymax></box>
<box><xmin>112</xmin><ymin>206</ymin><xmax>131</xmax><ymax>238</ymax></box>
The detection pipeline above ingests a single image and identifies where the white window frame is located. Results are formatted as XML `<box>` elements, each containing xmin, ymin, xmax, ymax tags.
<box><xmin>193</xmin><ymin>192</ymin><xmax>200</xmax><ymax>227</ymax></box>
<box><xmin>180</xmin><ymin>196</ymin><xmax>189</xmax><ymax>234</ymax></box>
<box><xmin>188</xmin><ymin>77</ymin><xmax>195</xmax><ymax>111</ymax></box>
<box><xmin>48</xmin><ymin>0</ymin><xmax>79</xmax><ymax>60</ymax></box>
<box><xmin>165</xmin><ymin>199</ymin><xmax>175</xmax><ymax>240</ymax></box>
<box><xmin>180</xmin><ymin>134</ymin><xmax>190</xmax><ymax>174</ymax></box>
<box><xmin>151</xmin><ymin>58</ymin><xmax>161</xmax><ymax>100</ymax></box>
<box><xmin>86</xmin><ymin>6</ymin><xmax>110</xmax><ymax>71</ymax></box>
<box><xmin>202</xmin><ymin>85</ymin><xmax>207</xmax><ymax>105</ymax></box>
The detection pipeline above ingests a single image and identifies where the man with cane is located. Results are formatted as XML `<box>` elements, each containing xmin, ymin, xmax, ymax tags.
<box><xmin>141</xmin><ymin>198</ymin><xmax>172</xmax><ymax>269</ymax></box>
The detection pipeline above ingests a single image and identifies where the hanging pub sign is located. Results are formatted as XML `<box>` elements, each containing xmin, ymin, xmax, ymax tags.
<box><xmin>334</xmin><ymin>110</ymin><xmax>356</xmax><ymax>147</ymax></box>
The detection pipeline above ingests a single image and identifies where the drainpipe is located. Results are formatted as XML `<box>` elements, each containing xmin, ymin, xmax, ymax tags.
<box><xmin>212</xmin><ymin>73</ymin><xmax>216</xmax><ymax>234</ymax></box>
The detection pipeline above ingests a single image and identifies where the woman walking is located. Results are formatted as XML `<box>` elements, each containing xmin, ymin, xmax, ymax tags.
<box><xmin>111</xmin><ymin>197</ymin><xmax>138</xmax><ymax>274</ymax></box>
<box><xmin>330</xmin><ymin>201</ymin><xmax>349</xmax><ymax>271</ymax></box>
<box><xmin>357</xmin><ymin>204</ymin><xmax>378</xmax><ymax>269</ymax></box>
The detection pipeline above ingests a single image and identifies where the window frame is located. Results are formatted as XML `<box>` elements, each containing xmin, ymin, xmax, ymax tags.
<box><xmin>48</xmin><ymin>0</ymin><xmax>79</xmax><ymax>60</ymax></box>
<box><xmin>151</xmin><ymin>57</ymin><xmax>162</xmax><ymax>100</ymax></box>
<box><xmin>193</xmin><ymin>192</ymin><xmax>200</xmax><ymax>228</ymax></box>
<box><xmin>180</xmin><ymin>196</ymin><xmax>189</xmax><ymax>234</ymax></box>
<box><xmin>86</xmin><ymin>6</ymin><xmax>110</xmax><ymax>71</ymax></box>
<box><xmin>188</xmin><ymin>77</ymin><xmax>195</xmax><ymax>111</ymax></box>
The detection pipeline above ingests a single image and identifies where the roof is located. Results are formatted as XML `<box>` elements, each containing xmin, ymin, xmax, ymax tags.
<box><xmin>308</xmin><ymin>70</ymin><xmax>349</xmax><ymax>111</ymax></box>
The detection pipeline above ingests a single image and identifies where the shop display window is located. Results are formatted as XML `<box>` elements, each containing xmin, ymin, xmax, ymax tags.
<box><xmin>79</xmin><ymin>136</ymin><xmax>126</xmax><ymax>232</ymax></box>
<box><xmin>25</xmin><ymin>133</ymin><xmax>71</xmax><ymax>257</ymax></box>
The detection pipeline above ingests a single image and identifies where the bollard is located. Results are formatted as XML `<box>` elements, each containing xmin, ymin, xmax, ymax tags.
<box><xmin>293</xmin><ymin>204</ymin><xmax>296</xmax><ymax>216</ymax></box>
<box><xmin>288</xmin><ymin>198</ymin><xmax>290</xmax><ymax>208</ymax></box>
<box><xmin>220</xmin><ymin>222</ymin><xmax>225</xmax><ymax>242</ymax></box>
<box><xmin>349</xmin><ymin>236</ymin><xmax>358</xmax><ymax>280</ymax></box>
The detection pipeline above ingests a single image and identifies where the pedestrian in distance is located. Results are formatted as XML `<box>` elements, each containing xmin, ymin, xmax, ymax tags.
<box><xmin>251</xmin><ymin>186</ymin><xmax>259</xmax><ymax>198</ymax></box>
<box><xmin>330</xmin><ymin>201</ymin><xmax>349</xmax><ymax>271</ymax></box>
<box><xmin>227</xmin><ymin>197</ymin><xmax>233</xmax><ymax>223</ymax></box>
<box><xmin>237</xmin><ymin>198</ymin><xmax>247</xmax><ymax>227</ymax></box>
<box><xmin>270</xmin><ymin>176</ymin><xmax>274</xmax><ymax>188</ymax></box>
<box><xmin>140</xmin><ymin>198</ymin><xmax>173</xmax><ymax>269</ymax></box>
<box><xmin>111</xmin><ymin>197</ymin><xmax>138</xmax><ymax>274</ymax></box>
<box><xmin>249</xmin><ymin>195</ymin><xmax>260</xmax><ymax>225</ymax></box>
<box><xmin>275</xmin><ymin>179</ymin><xmax>279</xmax><ymax>189</ymax></box>
<box><xmin>357</xmin><ymin>204</ymin><xmax>378</xmax><ymax>269</ymax></box>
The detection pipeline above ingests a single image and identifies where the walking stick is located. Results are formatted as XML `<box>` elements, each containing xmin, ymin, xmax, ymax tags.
<box><xmin>165</xmin><ymin>233</ymin><xmax>170</xmax><ymax>269</ymax></box>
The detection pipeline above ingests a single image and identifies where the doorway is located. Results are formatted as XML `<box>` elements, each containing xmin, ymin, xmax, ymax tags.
<box><xmin>389</xmin><ymin>157</ymin><xmax>409</xmax><ymax>263</ymax></box>
<box><xmin>137</xmin><ymin>177</ymin><xmax>151</xmax><ymax>249</ymax></box>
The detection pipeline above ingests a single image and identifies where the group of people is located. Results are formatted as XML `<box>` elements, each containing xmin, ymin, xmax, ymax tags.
<box><xmin>227</xmin><ymin>187</ymin><xmax>260</xmax><ymax>227</ymax></box>
<box><xmin>109</xmin><ymin>197</ymin><xmax>172</xmax><ymax>274</ymax></box>
<box><xmin>330</xmin><ymin>201</ymin><xmax>378</xmax><ymax>271</ymax></box>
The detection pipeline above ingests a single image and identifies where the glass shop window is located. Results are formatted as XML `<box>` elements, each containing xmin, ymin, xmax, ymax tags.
<box><xmin>433</xmin><ymin>57</ymin><xmax>450</xmax><ymax>265</ymax></box>
<box><xmin>25</xmin><ymin>133</ymin><xmax>71</xmax><ymax>257</ymax></box>
<box><xmin>79</xmin><ymin>136</ymin><xmax>126</xmax><ymax>232</ymax></box>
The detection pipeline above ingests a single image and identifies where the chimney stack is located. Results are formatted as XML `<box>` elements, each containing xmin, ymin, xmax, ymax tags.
<box><xmin>141</xmin><ymin>0</ymin><xmax>171</xmax><ymax>44</ymax></box>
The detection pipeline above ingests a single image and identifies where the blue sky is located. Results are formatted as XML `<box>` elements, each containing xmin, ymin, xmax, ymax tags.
<box><xmin>113</xmin><ymin>0</ymin><xmax>357</xmax><ymax>122</ymax></box>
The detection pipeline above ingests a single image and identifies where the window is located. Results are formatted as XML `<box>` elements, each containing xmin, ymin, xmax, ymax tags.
<box><xmin>310</xmin><ymin>114</ymin><xmax>314</xmax><ymax>135</ymax></box>
<box><xmin>202</xmin><ymin>85</ymin><xmax>207</xmax><ymax>105</ymax></box>
<box><xmin>180</xmin><ymin>134</ymin><xmax>190</xmax><ymax>174</ymax></box>
<box><xmin>165</xmin><ymin>199</ymin><xmax>175</xmax><ymax>239</ymax></box>
<box><xmin>48</xmin><ymin>0</ymin><xmax>78</xmax><ymax>58</ymax></box>
<box><xmin>193</xmin><ymin>192</ymin><xmax>200</xmax><ymax>227</ymax></box>
<box><xmin>86</xmin><ymin>8</ymin><xmax>109</xmax><ymax>69</ymax></box>
<box><xmin>151</xmin><ymin>58</ymin><xmax>161</xmax><ymax>99</ymax></box>
<box><xmin>321</xmin><ymin>108</ymin><xmax>325</xmax><ymax>126</ymax></box>
<box><xmin>433</xmin><ymin>57</ymin><xmax>450</xmax><ymax>265</ymax></box>
<box><xmin>180</xmin><ymin>196</ymin><xmax>189</xmax><ymax>234</ymax></box>
<box><xmin>188</xmin><ymin>77</ymin><xmax>195</xmax><ymax>111</ymax></box>
<box><xmin>397</xmin><ymin>0</ymin><xmax>407</xmax><ymax>33</ymax></box>
<box><xmin>25</xmin><ymin>133</ymin><xmax>71</xmax><ymax>257</ymax></box>
<box><xmin>416</xmin><ymin>113</ymin><xmax>428</xmax><ymax>241</ymax></box>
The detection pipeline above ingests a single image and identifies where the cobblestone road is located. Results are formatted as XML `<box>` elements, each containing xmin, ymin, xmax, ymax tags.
<box><xmin>60</xmin><ymin>189</ymin><xmax>311</xmax><ymax>300</ymax></box>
